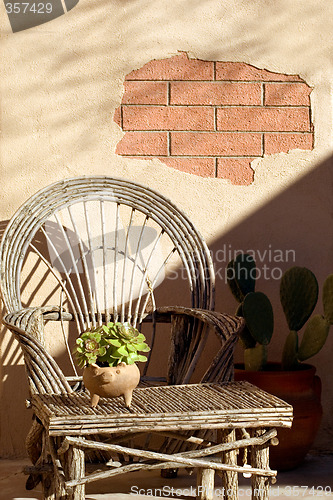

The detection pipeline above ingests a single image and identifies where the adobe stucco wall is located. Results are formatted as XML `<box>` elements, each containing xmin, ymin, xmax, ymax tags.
<box><xmin>0</xmin><ymin>0</ymin><xmax>333</xmax><ymax>456</ymax></box>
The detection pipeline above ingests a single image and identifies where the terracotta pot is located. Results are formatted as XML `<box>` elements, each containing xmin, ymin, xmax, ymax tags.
<box><xmin>234</xmin><ymin>362</ymin><xmax>322</xmax><ymax>471</ymax></box>
<box><xmin>83</xmin><ymin>362</ymin><xmax>140</xmax><ymax>408</ymax></box>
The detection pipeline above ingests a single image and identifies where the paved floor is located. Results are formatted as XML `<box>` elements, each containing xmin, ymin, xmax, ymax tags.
<box><xmin>0</xmin><ymin>454</ymin><xmax>332</xmax><ymax>500</ymax></box>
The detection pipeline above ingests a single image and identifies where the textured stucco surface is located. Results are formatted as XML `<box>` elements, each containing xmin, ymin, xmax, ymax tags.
<box><xmin>0</xmin><ymin>0</ymin><xmax>333</xmax><ymax>456</ymax></box>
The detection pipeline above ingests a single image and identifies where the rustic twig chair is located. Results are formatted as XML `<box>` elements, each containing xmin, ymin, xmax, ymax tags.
<box><xmin>0</xmin><ymin>176</ymin><xmax>292</xmax><ymax>500</ymax></box>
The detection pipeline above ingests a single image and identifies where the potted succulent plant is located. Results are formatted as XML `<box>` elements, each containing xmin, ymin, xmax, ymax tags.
<box><xmin>227</xmin><ymin>254</ymin><xmax>333</xmax><ymax>469</ymax></box>
<box><xmin>74</xmin><ymin>322</ymin><xmax>150</xmax><ymax>408</ymax></box>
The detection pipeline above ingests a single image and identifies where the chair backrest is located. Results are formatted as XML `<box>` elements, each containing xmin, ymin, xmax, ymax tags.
<box><xmin>0</xmin><ymin>177</ymin><xmax>215</xmax><ymax>381</ymax></box>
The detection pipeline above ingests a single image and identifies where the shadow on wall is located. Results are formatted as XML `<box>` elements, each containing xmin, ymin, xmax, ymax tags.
<box><xmin>3</xmin><ymin>0</ymin><xmax>79</xmax><ymax>32</ymax></box>
<box><xmin>0</xmin><ymin>154</ymin><xmax>332</xmax><ymax>456</ymax></box>
<box><xmin>212</xmin><ymin>153</ymin><xmax>333</xmax><ymax>311</ymax></box>
<box><xmin>210</xmin><ymin>153</ymin><xmax>333</xmax><ymax>452</ymax></box>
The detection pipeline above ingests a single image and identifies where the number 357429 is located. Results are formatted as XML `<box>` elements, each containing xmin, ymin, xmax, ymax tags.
<box><xmin>5</xmin><ymin>3</ymin><xmax>53</xmax><ymax>14</ymax></box>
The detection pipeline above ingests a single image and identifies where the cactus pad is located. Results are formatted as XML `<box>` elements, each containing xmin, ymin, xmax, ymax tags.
<box><xmin>232</xmin><ymin>253</ymin><xmax>256</xmax><ymax>297</ymax></box>
<box><xmin>244</xmin><ymin>344</ymin><xmax>267</xmax><ymax>371</ymax></box>
<box><xmin>280</xmin><ymin>267</ymin><xmax>318</xmax><ymax>331</ymax></box>
<box><xmin>323</xmin><ymin>274</ymin><xmax>333</xmax><ymax>324</ymax></box>
<box><xmin>243</xmin><ymin>292</ymin><xmax>274</xmax><ymax>345</ymax></box>
<box><xmin>226</xmin><ymin>260</ymin><xmax>244</xmax><ymax>303</ymax></box>
<box><xmin>239</xmin><ymin>325</ymin><xmax>257</xmax><ymax>349</ymax></box>
<box><xmin>282</xmin><ymin>330</ymin><xmax>299</xmax><ymax>370</ymax></box>
<box><xmin>298</xmin><ymin>314</ymin><xmax>330</xmax><ymax>361</ymax></box>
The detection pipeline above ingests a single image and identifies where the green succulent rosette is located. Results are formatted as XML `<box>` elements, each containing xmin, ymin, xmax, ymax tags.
<box><xmin>74</xmin><ymin>322</ymin><xmax>150</xmax><ymax>368</ymax></box>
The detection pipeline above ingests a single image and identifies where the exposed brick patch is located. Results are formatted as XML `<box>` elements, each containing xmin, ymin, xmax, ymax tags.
<box><xmin>113</xmin><ymin>106</ymin><xmax>122</xmax><ymax>127</ymax></box>
<box><xmin>215</xmin><ymin>62</ymin><xmax>303</xmax><ymax>82</ymax></box>
<box><xmin>114</xmin><ymin>53</ymin><xmax>314</xmax><ymax>185</ymax></box>
<box><xmin>125</xmin><ymin>52</ymin><xmax>214</xmax><ymax>81</ymax></box>
<box><xmin>122</xmin><ymin>81</ymin><xmax>168</xmax><ymax>105</ymax></box>
<box><xmin>217</xmin><ymin>158</ymin><xmax>255</xmax><ymax>185</ymax></box>
<box><xmin>115</xmin><ymin>132</ymin><xmax>168</xmax><ymax>156</ymax></box>
<box><xmin>170</xmin><ymin>82</ymin><xmax>262</xmax><ymax>106</ymax></box>
<box><xmin>264</xmin><ymin>133</ymin><xmax>314</xmax><ymax>154</ymax></box>
<box><xmin>216</xmin><ymin>107</ymin><xmax>311</xmax><ymax>132</ymax></box>
<box><xmin>156</xmin><ymin>157</ymin><xmax>216</xmax><ymax>177</ymax></box>
<box><xmin>171</xmin><ymin>132</ymin><xmax>262</xmax><ymax>156</ymax></box>
<box><xmin>264</xmin><ymin>83</ymin><xmax>311</xmax><ymax>106</ymax></box>
<box><xmin>122</xmin><ymin>106</ymin><xmax>214</xmax><ymax>131</ymax></box>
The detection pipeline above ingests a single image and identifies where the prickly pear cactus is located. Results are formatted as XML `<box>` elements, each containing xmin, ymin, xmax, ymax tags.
<box><xmin>233</xmin><ymin>253</ymin><xmax>256</xmax><ymax>296</ymax></box>
<box><xmin>280</xmin><ymin>267</ymin><xmax>318</xmax><ymax>331</ymax></box>
<box><xmin>240</xmin><ymin>326</ymin><xmax>257</xmax><ymax>349</ymax></box>
<box><xmin>282</xmin><ymin>330</ymin><xmax>299</xmax><ymax>370</ymax></box>
<box><xmin>235</xmin><ymin>303</ymin><xmax>256</xmax><ymax>348</ymax></box>
<box><xmin>226</xmin><ymin>260</ymin><xmax>245</xmax><ymax>303</ymax></box>
<box><xmin>244</xmin><ymin>344</ymin><xmax>267</xmax><ymax>371</ymax></box>
<box><xmin>243</xmin><ymin>292</ymin><xmax>274</xmax><ymax>345</ymax></box>
<box><xmin>298</xmin><ymin>315</ymin><xmax>330</xmax><ymax>361</ymax></box>
<box><xmin>227</xmin><ymin>254</ymin><xmax>274</xmax><ymax>370</ymax></box>
<box><xmin>281</xmin><ymin>267</ymin><xmax>332</xmax><ymax>369</ymax></box>
<box><xmin>227</xmin><ymin>254</ymin><xmax>256</xmax><ymax>300</ymax></box>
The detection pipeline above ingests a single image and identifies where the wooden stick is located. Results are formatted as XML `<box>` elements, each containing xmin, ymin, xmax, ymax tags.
<box><xmin>251</xmin><ymin>429</ymin><xmax>270</xmax><ymax>500</ymax></box>
<box><xmin>60</xmin><ymin>436</ymin><xmax>276</xmax><ymax>484</ymax></box>
<box><xmin>196</xmin><ymin>468</ymin><xmax>215</xmax><ymax>500</ymax></box>
<box><xmin>220</xmin><ymin>429</ymin><xmax>238</xmax><ymax>500</ymax></box>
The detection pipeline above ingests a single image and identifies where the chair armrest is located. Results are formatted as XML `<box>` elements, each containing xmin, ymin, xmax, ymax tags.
<box><xmin>155</xmin><ymin>306</ymin><xmax>244</xmax><ymax>385</ymax></box>
<box><xmin>3</xmin><ymin>306</ymin><xmax>71</xmax><ymax>336</ymax></box>
<box><xmin>2</xmin><ymin>308</ymin><xmax>73</xmax><ymax>395</ymax></box>
<box><xmin>156</xmin><ymin>306</ymin><xmax>244</xmax><ymax>342</ymax></box>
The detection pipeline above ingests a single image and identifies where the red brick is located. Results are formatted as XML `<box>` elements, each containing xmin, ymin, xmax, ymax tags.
<box><xmin>216</xmin><ymin>62</ymin><xmax>303</xmax><ymax>82</ymax></box>
<box><xmin>126</xmin><ymin>53</ymin><xmax>214</xmax><ymax>81</ymax></box>
<box><xmin>122</xmin><ymin>81</ymin><xmax>168</xmax><ymax>105</ymax></box>
<box><xmin>217</xmin><ymin>107</ymin><xmax>310</xmax><ymax>132</ymax></box>
<box><xmin>264</xmin><ymin>83</ymin><xmax>311</xmax><ymax>105</ymax></box>
<box><xmin>170</xmin><ymin>82</ymin><xmax>261</xmax><ymax>105</ymax></box>
<box><xmin>157</xmin><ymin>157</ymin><xmax>215</xmax><ymax>177</ymax></box>
<box><xmin>115</xmin><ymin>132</ymin><xmax>168</xmax><ymax>156</ymax></box>
<box><xmin>122</xmin><ymin>106</ymin><xmax>214</xmax><ymax>131</ymax></box>
<box><xmin>113</xmin><ymin>106</ymin><xmax>122</xmax><ymax>127</ymax></box>
<box><xmin>217</xmin><ymin>158</ymin><xmax>255</xmax><ymax>185</ymax></box>
<box><xmin>170</xmin><ymin>132</ymin><xmax>262</xmax><ymax>156</ymax></box>
<box><xmin>264</xmin><ymin>133</ymin><xmax>314</xmax><ymax>154</ymax></box>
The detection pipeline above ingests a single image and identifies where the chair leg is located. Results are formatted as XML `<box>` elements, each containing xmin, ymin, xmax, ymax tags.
<box><xmin>38</xmin><ymin>431</ymin><xmax>56</xmax><ymax>500</ymax></box>
<box><xmin>41</xmin><ymin>474</ymin><xmax>56</xmax><ymax>500</ymax></box>
<box><xmin>219</xmin><ymin>429</ymin><xmax>238</xmax><ymax>500</ymax></box>
<box><xmin>26</xmin><ymin>418</ymin><xmax>44</xmax><ymax>465</ymax></box>
<box><xmin>65</xmin><ymin>445</ymin><xmax>85</xmax><ymax>500</ymax></box>
<box><xmin>251</xmin><ymin>429</ymin><xmax>270</xmax><ymax>500</ymax></box>
<box><xmin>196</xmin><ymin>468</ymin><xmax>215</xmax><ymax>500</ymax></box>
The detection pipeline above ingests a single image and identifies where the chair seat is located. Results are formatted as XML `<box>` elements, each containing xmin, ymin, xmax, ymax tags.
<box><xmin>31</xmin><ymin>381</ymin><xmax>292</xmax><ymax>437</ymax></box>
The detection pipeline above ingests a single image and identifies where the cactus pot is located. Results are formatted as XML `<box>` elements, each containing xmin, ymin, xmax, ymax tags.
<box><xmin>234</xmin><ymin>362</ymin><xmax>322</xmax><ymax>471</ymax></box>
<box><xmin>83</xmin><ymin>362</ymin><xmax>140</xmax><ymax>408</ymax></box>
